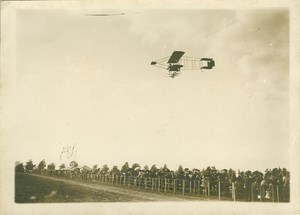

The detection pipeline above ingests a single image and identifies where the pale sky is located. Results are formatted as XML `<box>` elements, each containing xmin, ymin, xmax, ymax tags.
<box><xmin>12</xmin><ymin>9</ymin><xmax>289</xmax><ymax>172</ymax></box>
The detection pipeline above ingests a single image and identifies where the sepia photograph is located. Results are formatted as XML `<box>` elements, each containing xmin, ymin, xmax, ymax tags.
<box><xmin>1</xmin><ymin>0</ymin><xmax>300</xmax><ymax>215</ymax></box>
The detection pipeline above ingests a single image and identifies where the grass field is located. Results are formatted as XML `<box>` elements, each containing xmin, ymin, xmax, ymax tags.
<box><xmin>15</xmin><ymin>173</ymin><xmax>215</xmax><ymax>203</ymax></box>
<box><xmin>15</xmin><ymin>173</ymin><xmax>143</xmax><ymax>203</ymax></box>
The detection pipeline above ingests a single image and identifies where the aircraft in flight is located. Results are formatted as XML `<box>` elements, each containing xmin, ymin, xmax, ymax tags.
<box><xmin>151</xmin><ymin>51</ymin><xmax>215</xmax><ymax>78</ymax></box>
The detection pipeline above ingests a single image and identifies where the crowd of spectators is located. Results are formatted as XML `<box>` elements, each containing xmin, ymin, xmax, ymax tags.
<box><xmin>15</xmin><ymin>160</ymin><xmax>290</xmax><ymax>202</ymax></box>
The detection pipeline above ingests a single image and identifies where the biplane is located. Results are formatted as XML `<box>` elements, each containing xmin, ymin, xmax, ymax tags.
<box><xmin>151</xmin><ymin>51</ymin><xmax>215</xmax><ymax>78</ymax></box>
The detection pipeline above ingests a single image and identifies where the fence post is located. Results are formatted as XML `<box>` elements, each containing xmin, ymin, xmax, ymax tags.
<box><xmin>139</xmin><ymin>178</ymin><xmax>141</xmax><ymax>190</ymax></box>
<box><xmin>158</xmin><ymin>178</ymin><xmax>160</xmax><ymax>192</ymax></box>
<box><xmin>124</xmin><ymin>175</ymin><xmax>126</xmax><ymax>186</ymax></box>
<box><xmin>152</xmin><ymin>178</ymin><xmax>154</xmax><ymax>192</ymax></box>
<box><xmin>174</xmin><ymin>179</ymin><xmax>176</xmax><ymax>194</ymax></box>
<box><xmin>208</xmin><ymin>181</ymin><xmax>210</xmax><ymax>196</ymax></box>
<box><xmin>198</xmin><ymin>180</ymin><xmax>200</xmax><ymax>195</ymax></box>
<box><xmin>260</xmin><ymin>183</ymin><xmax>262</xmax><ymax>202</ymax></box>
<box><xmin>218</xmin><ymin>181</ymin><xmax>221</xmax><ymax>201</ymax></box>
<box><xmin>232</xmin><ymin>182</ymin><xmax>234</xmax><ymax>200</ymax></box>
<box><xmin>232</xmin><ymin>182</ymin><xmax>236</xmax><ymax>201</ymax></box>
<box><xmin>183</xmin><ymin>179</ymin><xmax>185</xmax><ymax>195</ymax></box>
<box><xmin>190</xmin><ymin>180</ymin><xmax>192</xmax><ymax>194</ymax></box>
<box><xmin>194</xmin><ymin>180</ymin><xmax>196</xmax><ymax>194</ymax></box>
<box><xmin>277</xmin><ymin>185</ymin><xmax>280</xmax><ymax>202</ymax></box>
<box><xmin>251</xmin><ymin>183</ymin><xmax>254</xmax><ymax>202</ymax></box>
<box><xmin>165</xmin><ymin>178</ymin><xmax>167</xmax><ymax>193</ymax></box>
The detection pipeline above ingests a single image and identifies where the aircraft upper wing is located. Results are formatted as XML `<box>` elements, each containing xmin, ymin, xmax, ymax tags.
<box><xmin>167</xmin><ymin>51</ymin><xmax>185</xmax><ymax>64</ymax></box>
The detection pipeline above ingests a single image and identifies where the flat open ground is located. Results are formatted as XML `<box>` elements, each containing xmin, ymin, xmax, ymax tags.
<box><xmin>15</xmin><ymin>173</ymin><xmax>223</xmax><ymax>203</ymax></box>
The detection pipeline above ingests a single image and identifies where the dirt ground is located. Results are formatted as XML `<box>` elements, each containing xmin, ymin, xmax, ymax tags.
<box><xmin>15</xmin><ymin>173</ymin><xmax>218</xmax><ymax>203</ymax></box>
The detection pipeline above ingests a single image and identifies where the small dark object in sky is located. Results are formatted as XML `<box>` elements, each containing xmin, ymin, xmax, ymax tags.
<box><xmin>85</xmin><ymin>13</ymin><xmax>125</xmax><ymax>17</ymax></box>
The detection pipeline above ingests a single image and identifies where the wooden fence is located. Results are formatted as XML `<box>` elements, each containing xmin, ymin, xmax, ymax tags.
<box><xmin>46</xmin><ymin>171</ymin><xmax>288</xmax><ymax>202</ymax></box>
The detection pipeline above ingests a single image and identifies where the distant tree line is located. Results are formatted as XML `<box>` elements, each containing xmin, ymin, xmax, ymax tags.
<box><xmin>15</xmin><ymin>159</ymin><xmax>54</xmax><ymax>174</ymax></box>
